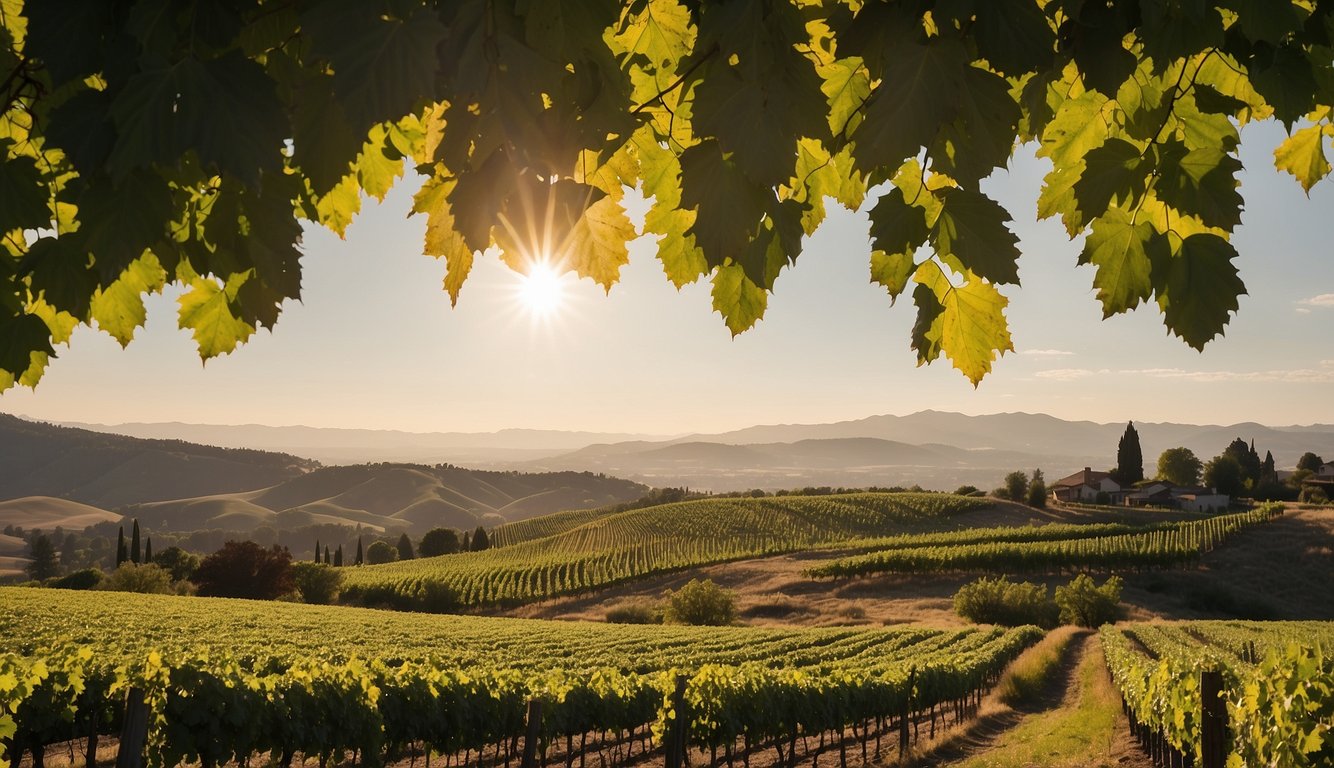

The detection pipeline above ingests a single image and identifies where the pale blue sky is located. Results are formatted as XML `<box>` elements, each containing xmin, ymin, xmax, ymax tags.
<box><xmin>4</xmin><ymin>121</ymin><xmax>1332</xmax><ymax>434</ymax></box>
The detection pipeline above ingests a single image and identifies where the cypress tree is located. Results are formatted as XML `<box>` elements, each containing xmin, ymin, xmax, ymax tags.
<box><xmin>315</xmin><ymin>539</ymin><xmax>321</xmax><ymax>563</ymax></box>
<box><xmin>1262</xmin><ymin>451</ymin><xmax>1277</xmax><ymax>484</ymax></box>
<box><xmin>323</xmin><ymin>545</ymin><xmax>331</xmax><ymax>564</ymax></box>
<box><xmin>144</xmin><ymin>537</ymin><xmax>153</xmax><ymax>563</ymax></box>
<box><xmin>116</xmin><ymin>526</ymin><xmax>127</xmax><ymax>567</ymax></box>
<box><xmin>471</xmin><ymin>525</ymin><xmax>490</xmax><ymax>552</ymax></box>
<box><xmin>462</xmin><ymin>530</ymin><xmax>471</xmax><ymax>551</ymax></box>
<box><xmin>354</xmin><ymin>537</ymin><xmax>363</xmax><ymax>566</ymax></box>
<box><xmin>334</xmin><ymin>545</ymin><xmax>343</xmax><ymax>567</ymax></box>
<box><xmin>130</xmin><ymin>519</ymin><xmax>141</xmax><ymax>564</ymax></box>
<box><xmin>396</xmin><ymin>533</ymin><xmax>415</xmax><ymax>560</ymax></box>
<box><xmin>1114</xmin><ymin>422</ymin><xmax>1144</xmax><ymax>485</ymax></box>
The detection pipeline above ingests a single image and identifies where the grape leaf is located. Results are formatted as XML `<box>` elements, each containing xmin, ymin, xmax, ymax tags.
<box><xmin>930</xmin><ymin>188</ymin><xmax>1022</xmax><ymax>286</ymax></box>
<box><xmin>413</xmin><ymin>175</ymin><xmax>474</xmax><ymax>307</ymax></box>
<box><xmin>868</xmin><ymin>188</ymin><xmax>929</xmax><ymax>265</ymax></box>
<box><xmin>914</xmin><ymin>265</ymin><xmax>1013</xmax><ymax>385</ymax></box>
<box><xmin>0</xmin><ymin>156</ymin><xmax>50</xmax><ymax>233</ymax></box>
<box><xmin>90</xmin><ymin>252</ymin><xmax>168</xmax><ymax>346</ymax></box>
<box><xmin>1273</xmin><ymin>123</ymin><xmax>1332</xmax><ymax>194</ymax></box>
<box><xmin>870</xmin><ymin>250</ymin><xmax>916</xmax><ymax>302</ymax></box>
<box><xmin>567</xmin><ymin>197</ymin><xmax>634</xmax><ymax>291</ymax></box>
<box><xmin>1152</xmin><ymin>233</ymin><xmax>1245</xmax><ymax>350</ymax></box>
<box><xmin>301</xmin><ymin>0</ymin><xmax>446</xmax><ymax>132</ymax></box>
<box><xmin>177</xmin><ymin>275</ymin><xmax>255</xmax><ymax>360</ymax></box>
<box><xmin>1154</xmin><ymin>143</ymin><xmax>1244</xmax><ymax>231</ymax></box>
<box><xmin>710</xmin><ymin>262</ymin><xmax>767</xmax><ymax>335</ymax></box>
<box><xmin>1073</xmin><ymin>138</ymin><xmax>1151</xmax><ymax>222</ymax></box>
<box><xmin>1078</xmin><ymin>208</ymin><xmax>1165</xmax><ymax>317</ymax></box>
<box><xmin>851</xmin><ymin>35</ymin><xmax>966</xmax><ymax>172</ymax></box>
<box><xmin>819</xmin><ymin>57</ymin><xmax>871</xmax><ymax>139</ymax></box>
<box><xmin>972</xmin><ymin>0</ymin><xmax>1055</xmax><ymax>77</ymax></box>
<box><xmin>678</xmin><ymin>140</ymin><xmax>767</xmax><ymax>269</ymax></box>
<box><xmin>0</xmin><ymin>312</ymin><xmax>54</xmax><ymax>380</ymax></box>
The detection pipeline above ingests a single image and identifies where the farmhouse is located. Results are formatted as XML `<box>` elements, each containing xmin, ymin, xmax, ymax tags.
<box><xmin>1124</xmin><ymin>482</ymin><xmax>1230</xmax><ymax>512</ymax></box>
<box><xmin>1050</xmin><ymin>467</ymin><xmax>1123</xmax><ymax>503</ymax></box>
<box><xmin>1302</xmin><ymin>462</ymin><xmax>1334</xmax><ymax>496</ymax></box>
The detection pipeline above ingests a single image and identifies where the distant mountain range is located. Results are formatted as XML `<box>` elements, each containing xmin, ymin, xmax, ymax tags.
<box><xmin>0</xmin><ymin>414</ymin><xmax>648</xmax><ymax>535</ymax></box>
<box><xmin>15</xmin><ymin>409</ymin><xmax>1334</xmax><ymax>496</ymax></box>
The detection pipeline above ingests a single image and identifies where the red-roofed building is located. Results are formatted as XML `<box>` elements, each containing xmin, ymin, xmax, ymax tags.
<box><xmin>1050</xmin><ymin>467</ymin><xmax>1123</xmax><ymax>503</ymax></box>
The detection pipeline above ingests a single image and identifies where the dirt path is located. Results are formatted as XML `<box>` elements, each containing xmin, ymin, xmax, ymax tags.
<box><xmin>907</xmin><ymin>633</ymin><xmax>1152</xmax><ymax>768</ymax></box>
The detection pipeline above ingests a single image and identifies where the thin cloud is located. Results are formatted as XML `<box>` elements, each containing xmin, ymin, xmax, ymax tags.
<box><xmin>1021</xmin><ymin>348</ymin><xmax>1075</xmax><ymax>357</ymax></box>
<box><xmin>1297</xmin><ymin>293</ymin><xmax>1334</xmax><ymax>308</ymax></box>
<box><xmin>1035</xmin><ymin>367</ymin><xmax>1334</xmax><ymax>384</ymax></box>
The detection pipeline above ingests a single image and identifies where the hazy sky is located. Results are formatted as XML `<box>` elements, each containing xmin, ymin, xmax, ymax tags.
<box><xmin>4</xmin><ymin>121</ymin><xmax>1332</xmax><ymax>434</ymax></box>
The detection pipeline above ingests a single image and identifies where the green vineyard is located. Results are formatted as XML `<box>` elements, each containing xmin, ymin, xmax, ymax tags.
<box><xmin>0</xmin><ymin>588</ymin><xmax>1039</xmax><ymax>768</ymax></box>
<box><xmin>807</xmin><ymin>505</ymin><xmax>1282</xmax><ymax>578</ymax></box>
<box><xmin>343</xmin><ymin>492</ymin><xmax>989</xmax><ymax>609</ymax></box>
<box><xmin>1101</xmin><ymin>621</ymin><xmax>1334</xmax><ymax>768</ymax></box>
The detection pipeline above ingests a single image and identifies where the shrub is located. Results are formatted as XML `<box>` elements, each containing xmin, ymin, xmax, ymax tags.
<box><xmin>51</xmin><ymin>568</ymin><xmax>103</xmax><ymax>591</ymax></box>
<box><xmin>663</xmin><ymin>579</ymin><xmax>737</xmax><ymax>626</ymax></box>
<box><xmin>606</xmin><ymin>601</ymin><xmax>663</xmax><ymax>624</ymax></box>
<box><xmin>192</xmin><ymin>541</ymin><xmax>294</xmax><ymax>600</ymax></box>
<box><xmin>954</xmin><ymin>485</ymin><xmax>981</xmax><ymax>496</ymax></box>
<box><xmin>345</xmin><ymin>580</ymin><xmax>458</xmax><ymax>613</ymax></box>
<box><xmin>101</xmin><ymin>563</ymin><xmax>174</xmax><ymax>594</ymax></box>
<box><xmin>152</xmin><ymin>546</ymin><xmax>200</xmax><ymax>582</ymax></box>
<box><xmin>419</xmin><ymin>528</ymin><xmax>461</xmax><ymax>557</ymax></box>
<box><xmin>291</xmin><ymin>561</ymin><xmax>343</xmax><ymax>604</ymax></box>
<box><xmin>953</xmin><ymin>576</ymin><xmax>1059</xmax><ymax>629</ymax></box>
<box><xmin>1054</xmin><ymin>573</ymin><xmax>1122</xmax><ymax>627</ymax></box>
<box><xmin>366</xmin><ymin>540</ymin><xmax>398</xmax><ymax>565</ymax></box>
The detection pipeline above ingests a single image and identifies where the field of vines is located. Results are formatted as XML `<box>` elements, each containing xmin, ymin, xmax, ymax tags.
<box><xmin>807</xmin><ymin>505</ymin><xmax>1282</xmax><ymax>578</ymax></box>
<box><xmin>0</xmin><ymin>588</ymin><xmax>1040</xmax><ymax>768</ymax></box>
<box><xmin>343</xmin><ymin>493</ymin><xmax>989</xmax><ymax>610</ymax></box>
<box><xmin>1101</xmin><ymin>621</ymin><xmax>1334</xmax><ymax>768</ymax></box>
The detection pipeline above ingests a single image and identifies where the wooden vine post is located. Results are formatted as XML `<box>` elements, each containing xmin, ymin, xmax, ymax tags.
<box><xmin>520</xmin><ymin>698</ymin><xmax>544</xmax><ymax>768</ymax></box>
<box><xmin>1200</xmin><ymin>670</ymin><xmax>1228</xmax><ymax>768</ymax></box>
<box><xmin>665</xmin><ymin>674</ymin><xmax>689</xmax><ymax>768</ymax></box>
<box><xmin>116</xmin><ymin>688</ymin><xmax>149</xmax><ymax>768</ymax></box>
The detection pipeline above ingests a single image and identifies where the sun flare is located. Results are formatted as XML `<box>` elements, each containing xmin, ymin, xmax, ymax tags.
<box><xmin>516</xmin><ymin>260</ymin><xmax>566</xmax><ymax>320</ymax></box>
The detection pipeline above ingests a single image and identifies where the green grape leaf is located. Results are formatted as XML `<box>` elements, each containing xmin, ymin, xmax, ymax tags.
<box><xmin>915</xmin><ymin>265</ymin><xmax>1013</xmax><ymax>386</ymax></box>
<box><xmin>868</xmin><ymin>187</ymin><xmax>929</xmax><ymax>264</ymax></box>
<box><xmin>90</xmin><ymin>252</ymin><xmax>168</xmax><ymax>346</ymax></box>
<box><xmin>23</xmin><ymin>0</ymin><xmax>111</xmax><ymax>86</ymax></box>
<box><xmin>870</xmin><ymin>250</ymin><xmax>916</xmax><ymax>302</ymax></box>
<box><xmin>972</xmin><ymin>0</ymin><xmax>1055</xmax><ymax>77</ymax></box>
<box><xmin>18</xmin><ymin>237</ymin><xmax>96</xmax><ymax>320</ymax></box>
<box><xmin>0</xmin><ymin>312</ymin><xmax>54</xmax><ymax>382</ymax></box>
<box><xmin>932</xmin><ymin>66</ymin><xmax>1021</xmax><ymax>182</ymax></box>
<box><xmin>289</xmin><ymin>70</ymin><xmax>363</xmax><ymax>196</ymax></box>
<box><xmin>0</xmin><ymin>155</ymin><xmax>50</xmax><ymax>233</ymax></box>
<box><xmin>1038</xmin><ymin>92</ymin><xmax>1110</xmax><ymax>168</ymax></box>
<box><xmin>710</xmin><ymin>262</ymin><xmax>767</xmax><ymax>335</ymax></box>
<box><xmin>611</xmin><ymin>0</ymin><xmax>694</xmax><ymax>71</ymax></box>
<box><xmin>177</xmin><ymin>275</ymin><xmax>256</xmax><ymax>360</ymax></box>
<box><xmin>356</xmin><ymin>124</ymin><xmax>405</xmax><ymax>202</ymax></box>
<box><xmin>413</xmin><ymin>175</ymin><xmax>474</xmax><ymax>307</ymax></box>
<box><xmin>639</xmin><ymin>135</ymin><xmax>708</xmax><ymax>288</ymax></box>
<box><xmin>1078</xmin><ymin>208</ymin><xmax>1164</xmax><ymax>317</ymax></box>
<box><xmin>1154</xmin><ymin>143</ymin><xmax>1244</xmax><ymax>231</ymax></box>
<box><xmin>1152</xmin><ymin>233</ymin><xmax>1245</xmax><ymax>350</ymax></box>
<box><xmin>851</xmin><ymin>36</ymin><xmax>966</xmax><ymax>172</ymax></box>
<box><xmin>910</xmin><ymin>281</ymin><xmax>945</xmax><ymax>363</ymax></box>
<box><xmin>1250</xmin><ymin>46</ymin><xmax>1319</xmax><ymax>127</ymax></box>
<box><xmin>1073</xmin><ymin>138</ymin><xmax>1151</xmax><ymax>222</ymax></box>
<box><xmin>819</xmin><ymin>57</ymin><xmax>871</xmax><ymax>138</ymax></box>
<box><xmin>567</xmin><ymin>197</ymin><xmax>634</xmax><ymax>291</ymax></box>
<box><xmin>301</xmin><ymin>0</ymin><xmax>446</xmax><ymax>132</ymax></box>
<box><xmin>930</xmin><ymin>188</ymin><xmax>1022</xmax><ymax>286</ymax></box>
<box><xmin>1273</xmin><ymin>123</ymin><xmax>1331</xmax><ymax>194</ymax></box>
<box><xmin>678</xmin><ymin>140</ymin><xmax>767</xmax><ymax>269</ymax></box>
<box><xmin>518</xmin><ymin>0</ymin><xmax>618</xmax><ymax>62</ymax></box>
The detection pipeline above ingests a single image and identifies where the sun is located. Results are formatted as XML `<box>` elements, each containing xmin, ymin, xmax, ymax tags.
<box><xmin>516</xmin><ymin>260</ymin><xmax>567</xmax><ymax>320</ymax></box>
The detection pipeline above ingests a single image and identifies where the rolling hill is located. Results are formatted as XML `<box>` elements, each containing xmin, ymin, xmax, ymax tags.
<box><xmin>0</xmin><ymin>413</ymin><xmax>315</xmax><ymax>508</ymax></box>
<box><xmin>124</xmin><ymin>464</ymin><xmax>648</xmax><ymax>535</ymax></box>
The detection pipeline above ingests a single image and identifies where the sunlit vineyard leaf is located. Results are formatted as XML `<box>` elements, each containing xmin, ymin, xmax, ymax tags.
<box><xmin>1152</xmin><ymin>233</ymin><xmax>1245</xmax><ymax>351</ymax></box>
<box><xmin>1273</xmin><ymin>123</ymin><xmax>1332</xmax><ymax>193</ymax></box>
<box><xmin>711</xmin><ymin>262</ymin><xmax>767</xmax><ymax>335</ymax></box>
<box><xmin>177</xmin><ymin>275</ymin><xmax>256</xmax><ymax>360</ymax></box>
<box><xmin>1078</xmin><ymin>208</ymin><xmax>1162</xmax><ymax>317</ymax></box>
<box><xmin>90</xmin><ymin>253</ymin><xmax>168</xmax><ymax>346</ymax></box>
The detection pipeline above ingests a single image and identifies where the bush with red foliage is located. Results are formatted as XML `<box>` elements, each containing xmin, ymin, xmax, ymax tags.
<box><xmin>191</xmin><ymin>541</ymin><xmax>294</xmax><ymax>600</ymax></box>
